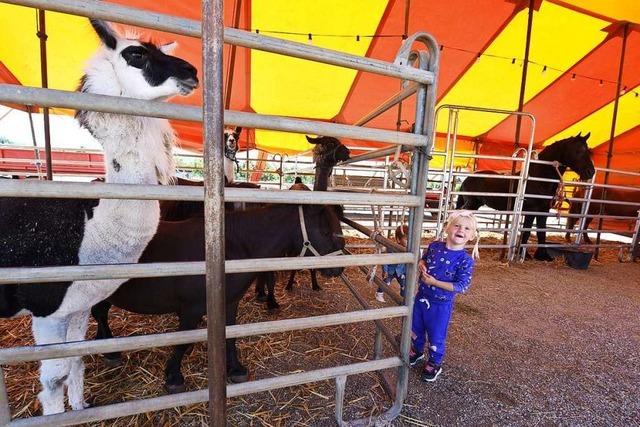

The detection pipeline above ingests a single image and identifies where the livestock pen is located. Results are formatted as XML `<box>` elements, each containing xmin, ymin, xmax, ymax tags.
<box><xmin>0</xmin><ymin>0</ymin><xmax>437</xmax><ymax>425</ymax></box>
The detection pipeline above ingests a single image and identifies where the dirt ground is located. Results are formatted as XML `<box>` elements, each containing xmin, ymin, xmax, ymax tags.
<box><xmin>1</xmin><ymin>240</ymin><xmax>639</xmax><ymax>426</ymax></box>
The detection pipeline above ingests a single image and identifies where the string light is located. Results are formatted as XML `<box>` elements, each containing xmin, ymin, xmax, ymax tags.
<box><xmin>245</xmin><ymin>28</ymin><xmax>634</xmax><ymax>92</ymax></box>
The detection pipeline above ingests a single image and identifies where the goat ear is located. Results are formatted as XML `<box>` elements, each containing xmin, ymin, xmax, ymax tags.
<box><xmin>90</xmin><ymin>19</ymin><xmax>118</xmax><ymax>50</ymax></box>
<box><xmin>160</xmin><ymin>41</ymin><xmax>178</xmax><ymax>55</ymax></box>
<box><xmin>583</xmin><ymin>131</ymin><xmax>590</xmax><ymax>140</ymax></box>
<box><xmin>306</xmin><ymin>135</ymin><xmax>318</xmax><ymax>144</ymax></box>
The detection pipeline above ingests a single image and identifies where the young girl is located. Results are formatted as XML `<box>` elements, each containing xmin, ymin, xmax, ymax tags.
<box><xmin>410</xmin><ymin>211</ymin><xmax>479</xmax><ymax>382</ymax></box>
<box><xmin>375</xmin><ymin>225</ymin><xmax>409</xmax><ymax>303</ymax></box>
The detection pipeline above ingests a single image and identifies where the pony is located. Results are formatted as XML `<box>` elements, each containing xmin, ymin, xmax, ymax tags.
<box><xmin>91</xmin><ymin>203</ymin><xmax>345</xmax><ymax>392</ymax></box>
<box><xmin>0</xmin><ymin>19</ymin><xmax>197</xmax><ymax>414</ymax></box>
<box><xmin>565</xmin><ymin>187</ymin><xmax>640</xmax><ymax>244</ymax></box>
<box><xmin>456</xmin><ymin>133</ymin><xmax>595</xmax><ymax>261</ymax></box>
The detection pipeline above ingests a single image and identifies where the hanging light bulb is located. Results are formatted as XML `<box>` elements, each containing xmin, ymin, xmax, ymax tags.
<box><xmin>307</xmin><ymin>33</ymin><xmax>313</xmax><ymax>45</ymax></box>
<box><xmin>599</xmin><ymin>79</ymin><xmax>603</xmax><ymax>87</ymax></box>
<box><xmin>571</xmin><ymin>73</ymin><xmax>576</xmax><ymax>81</ymax></box>
<box><xmin>475</xmin><ymin>53</ymin><xmax>481</xmax><ymax>63</ymax></box>
<box><xmin>621</xmin><ymin>85</ymin><xmax>627</xmax><ymax>95</ymax></box>
<box><xmin>542</xmin><ymin>65</ymin><xmax>547</xmax><ymax>74</ymax></box>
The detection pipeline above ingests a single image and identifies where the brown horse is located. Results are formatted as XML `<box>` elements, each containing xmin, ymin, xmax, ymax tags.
<box><xmin>565</xmin><ymin>186</ymin><xmax>640</xmax><ymax>244</ymax></box>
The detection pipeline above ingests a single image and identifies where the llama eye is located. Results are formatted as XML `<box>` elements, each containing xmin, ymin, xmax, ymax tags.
<box><xmin>122</xmin><ymin>47</ymin><xmax>148</xmax><ymax>68</ymax></box>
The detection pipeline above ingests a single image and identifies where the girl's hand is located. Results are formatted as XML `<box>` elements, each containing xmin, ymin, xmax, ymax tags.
<box><xmin>422</xmin><ymin>273</ymin><xmax>437</xmax><ymax>286</ymax></box>
<box><xmin>418</xmin><ymin>260</ymin><xmax>427</xmax><ymax>276</ymax></box>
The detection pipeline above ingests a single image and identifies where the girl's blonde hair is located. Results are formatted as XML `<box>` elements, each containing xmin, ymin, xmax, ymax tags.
<box><xmin>444</xmin><ymin>210</ymin><xmax>480</xmax><ymax>260</ymax></box>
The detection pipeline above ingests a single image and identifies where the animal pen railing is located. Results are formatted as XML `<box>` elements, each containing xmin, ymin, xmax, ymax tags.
<box><xmin>0</xmin><ymin>0</ymin><xmax>438</xmax><ymax>425</ymax></box>
<box><xmin>430</xmin><ymin>105</ymin><xmax>640</xmax><ymax>262</ymax></box>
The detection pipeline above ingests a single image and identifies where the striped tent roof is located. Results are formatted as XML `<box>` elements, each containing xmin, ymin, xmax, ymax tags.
<box><xmin>1</xmin><ymin>0</ymin><xmax>639</xmax><ymax>182</ymax></box>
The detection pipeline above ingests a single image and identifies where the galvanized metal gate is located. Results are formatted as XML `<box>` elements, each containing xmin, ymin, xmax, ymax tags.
<box><xmin>0</xmin><ymin>0</ymin><xmax>439</xmax><ymax>425</ymax></box>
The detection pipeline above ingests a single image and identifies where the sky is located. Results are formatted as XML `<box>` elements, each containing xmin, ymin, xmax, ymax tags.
<box><xmin>0</xmin><ymin>105</ymin><xmax>100</xmax><ymax>150</ymax></box>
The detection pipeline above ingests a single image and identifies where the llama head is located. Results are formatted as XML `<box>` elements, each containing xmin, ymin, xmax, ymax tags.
<box><xmin>224</xmin><ymin>126</ymin><xmax>242</xmax><ymax>160</ymax></box>
<box><xmin>83</xmin><ymin>19</ymin><xmax>198</xmax><ymax>100</ymax></box>
<box><xmin>307</xmin><ymin>135</ymin><xmax>350</xmax><ymax>169</ymax></box>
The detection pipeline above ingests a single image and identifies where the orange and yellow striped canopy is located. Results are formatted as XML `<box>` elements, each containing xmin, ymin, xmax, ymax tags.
<box><xmin>1</xmin><ymin>0</ymin><xmax>639</xmax><ymax>182</ymax></box>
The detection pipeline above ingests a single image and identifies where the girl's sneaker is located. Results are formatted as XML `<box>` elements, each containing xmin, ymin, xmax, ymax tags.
<box><xmin>408</xmin><ymin>348</ymin><xmax>424</xmax><ymax>366</ymax></box>
<box><xmin>421</xmin><ymin>361</ymin><xmax>442</xmax><ymax>382</ymax></box>
<box><xmin>375</xmin><ymin>292</ymin><xmax>386</xmax><ymax>303</ymax></box>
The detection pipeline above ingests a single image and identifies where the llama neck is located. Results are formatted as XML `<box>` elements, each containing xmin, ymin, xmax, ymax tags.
<box><xmin>79</xmin><ymin>111</ymin><xmax>175</xmax><ymax>185</ymax></box>
<box><xmin>313</xmin><ymin>166</ymin><xmax>334</xmax><ymax>191</ymax></box>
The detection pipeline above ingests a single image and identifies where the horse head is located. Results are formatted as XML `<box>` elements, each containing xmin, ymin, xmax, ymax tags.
<box><xmin>548</xmin><ymin>132</ymin><xmax>595</xmax><ymax>180</ymax></box>
<box><xmin>298</xmin><ymin>204</ymin><xmax>345</xmax><ymax>277</ymax></box>
<box><xmin>307</xmin><ymin>135</ymin><xmax>351</xmax><ymax>168</ymax></box>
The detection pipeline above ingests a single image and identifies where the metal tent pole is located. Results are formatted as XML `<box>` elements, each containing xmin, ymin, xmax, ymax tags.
<box><xmin>595</xmin><ymin>23</ymin><xmax>629</xmax><ymax>259</ymax></box>
<box><xmin>202</xmin><ymin>0</ymin><xmax>227</xmax><ymax>424</ymax></box>
<box><xmin>502</xmin><ymin>0</ymin><xmax>535</xmax><ymax>259</ymax></box>
<box><xmin>37</xmin><ymin>9</ymin><xmax>53</xmax><ymax>180</ymax></box>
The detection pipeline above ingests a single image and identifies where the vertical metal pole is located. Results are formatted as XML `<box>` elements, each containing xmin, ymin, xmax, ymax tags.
<box><xmin>245</xmin><ymin>146</ymin><xmax>250</xmax><ymax>182</ymax></box>
<box><xmin>373</xmin><ymin>329</ymin><xmax>383</xmax><ymax>360</ymax></box>
<box><xmin>279</xmin><ymin>155</ymin><xmax>284</xmax><ymax>189</ymax></box>
<box><xmin>434</xmin><ymin>106</ymin><xmax>451</xmax><ymax>237</ymax></box>
<box><xmin>395</xmin><ymin>44</ymin><xmax>439</xmax><ymax>409</ymax></box>
<box><xmin>595</xmin><ymin>23</ymin><xmax>629</xmax><ymax>259</ymax></box>
<box><xmin>224</xmin><ymin>0</ymin><xmax>242</xmax><ymax>110</ymax></box>
<box><xmin>0</xmin><ymin>367</ymin><xmax>10</xmax><ymax>425</ymax></box>
<box><xmin>202</xmin><ymin>0</ymin><xmax>227</xmax><ymax>424</ymax></box>
<box><xmin>575</xmin><ymin>174</ymin><xmax>596</xmax><ymax>245</ymax></box>
<box><xmin>334</xmin><ymin>375</ymin><xmax>348</xmax><ymax>426</ymax></box>
<box><xmin>503</xmin><ymin>0</ymin><xmax>535</xmax><ymax>258</ymax></box>
<box><xmin>26</xmin><ymin>106</ymin><xmax>44</xmax><ymax>179</ymax></box>
<box><xmin>37</xmin><ymin>9</ymin><xmax>53</xmax><ymax>180</ymax></box>
<box><xmin>513</xmin><ymin>0</ymin><xmax>535</xmax><ymax>149</ymax></box>
<box><xmin>439</xmin><ymin>108</ymin><xmax>458</xmax><ymax>238</ymax></box>
<box><xmin>630</xmin><ymin>209</ymin><xmax>640</xmax><ymax>262</ymax></box>
<box><xmin>508</xmin><ymin>120</ymin><xmax>536</xmax><ymax>261</ymax></box>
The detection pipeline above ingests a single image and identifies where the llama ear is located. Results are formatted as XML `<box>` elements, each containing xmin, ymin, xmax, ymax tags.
<box><xmin>583</xmin><ymin>131</ymin><xmax>590</xmax><ymax>140</ymax></box>
<box><xmin>90</xmin><ymin>19</ymin><xmax>118</xmax><ymax>50</ymax></box>
<box><xmin>235</xmin><ymin>127</ymin><xmax>242</xmax><ymax>135</ymax></box>
<box><xmin>306</xmin><ymin>135</ymin><xmax>318</xmax><ymax>144</ymax></box>
<box><xmin>160</xmin><ymin>42</ymin><xmax>178</xmax><ymax>55</ymax></box>
<box><xmin>576</xmin><ymin>131</ymin><xmax>582</xmax><ymax>137</ymax></box>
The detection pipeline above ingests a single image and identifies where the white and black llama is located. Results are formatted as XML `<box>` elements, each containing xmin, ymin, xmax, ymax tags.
<box><xmin>0</xmin><ymin>19</ymin><xmax>197</xmax><ymax>414</ymax></box>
